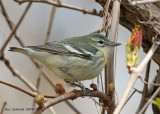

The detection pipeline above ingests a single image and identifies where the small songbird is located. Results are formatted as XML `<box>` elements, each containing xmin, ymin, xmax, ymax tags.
<box><xmin>9</xmin><ymin>33</ymin><xmax>121</xmax><ymax>81</ymax></box>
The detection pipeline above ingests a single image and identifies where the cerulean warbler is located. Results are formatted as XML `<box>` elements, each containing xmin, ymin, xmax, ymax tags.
<box><xmin>9</xmin><ymin>33</ymin><xmax>121</xmax><ymax>81</ymax></box>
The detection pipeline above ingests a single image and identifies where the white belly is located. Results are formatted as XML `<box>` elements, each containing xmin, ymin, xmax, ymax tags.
<box><xmin>44</xmin><ymin>53</ymin><xmax>106</xmax><ymax>81</ymax></box>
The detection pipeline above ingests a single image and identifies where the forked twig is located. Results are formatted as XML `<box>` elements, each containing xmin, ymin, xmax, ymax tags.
<box><xmin>0</xmin><ymin>3</ymin><xmax>32</xmax><ymax>56</ymax></box>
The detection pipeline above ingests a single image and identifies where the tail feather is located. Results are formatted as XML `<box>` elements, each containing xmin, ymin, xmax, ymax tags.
<box><xmin>9</xmin><ymin>47</ymin><xmax>24</xmax><ymax>52</ymax></box>
<box><xmin>9</xmin><ymin>47</ymin><xmax>45</xmax><ymax>62</ymax></box>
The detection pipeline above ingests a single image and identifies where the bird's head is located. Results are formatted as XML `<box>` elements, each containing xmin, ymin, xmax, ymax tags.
<box><xmin>87</xmin><ymin>33</ymin><xmax>121</xmax><ymax>49</ymax></box>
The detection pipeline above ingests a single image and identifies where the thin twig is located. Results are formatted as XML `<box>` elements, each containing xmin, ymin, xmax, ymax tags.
<box><xmin>137</xmin><ymin>43</ymin><xmax>158</xmax><ymax>73</ymax></box>
<box><xmin>138</xmin><ymin>86</ymin><xmax>160</xmax><ymax>114</ymax></box>
<box><xmin>0</xmin><ymin>3</ymin><xmax>32</xmax><ymax>57</ymax></box>
<box><xmin>123</xmin><ymin>89</ymin><xmax>137</xmax><ymax>108</ymax></box>
<box><xmin>0</xmin><ymin>80</ymin><xmax>37</xmax><ymax>97</ymax></box>
<box><xmin>44</xmin><ymin>5</ymin><xmax>56</xmax><ymax>43</ymax></box>
<box><xmin>139</xmin><ymin>76</ymin><xmax>160</xmax><ymax>86</ymax></box>
<box><xmin>0</xmin><ymin>102</ymin><xmax>7</xmax><ymax>114</ymax></box>
<box><xmin>14</xmin><ymin>0</ymin><xmax>101</xmax><ymax>16</ymax></box>
<box><xmin>65</xmin><ymin>101</ymin><xmax>81</xmax><ymax>114</ymax></box>
<box><xmin>133</xmin><ymin>88</ymin><xmax>142</xmax><ymax>94</ymax></box>
<box><xmin>136</xmin><ymin>60</ymin><xmax>151</xmax><ymax>113</ymax></box>
<box><xmin>131</xmin><ymin>0</ymin><xmax>160</xmax><ymax>5</ymax></box>
<box><xmin>0</xmin><ymin>79</ymin><xmax>57</xmax><ymax>98</ymax></box>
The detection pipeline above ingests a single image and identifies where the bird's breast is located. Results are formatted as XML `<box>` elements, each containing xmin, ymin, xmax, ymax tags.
<box><xmin>44</xmin><ymin>52</ymin><xmax>106</xmax><ymax>81</ymax></box>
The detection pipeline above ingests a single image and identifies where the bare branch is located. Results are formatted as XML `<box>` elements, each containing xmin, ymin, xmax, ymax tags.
<box><xmin>13</xmin><ymin>0</ymin><xmax>101</xmax><ymax>16</ymax></box>
<box><xmin>65</xmin><ymin>101</ymin><xmax>81</xmax><ymax>114</ymax></box>
<box><xmin>123</xmin><ymin>89</ymin><xmax>137</xmax><ymax>108</ymax></box>
<box><xmin>0</xmin><ymin>102</ymin><xmax>7</xmax><ymax>114</ymax></box>
<box><xmin>0</xmin><ymin>79</ymin><xmax>37</xmax><ymax>97</ymax></box>
<box><xmin>35</xmin><ymin>90</ymin><xmax>112</xmax><ymax>114</ymax></box>
<box><xmin>139</xmin><ymin>76</ymin><xmax>160</xmax><ymax>86</ymax></box>
<box><xmin>0</xmin><ymin>79</ymin><xmax>57</xmax><ymax>98</ymax></box>
<box><xmin>137</xmin><ymin>42</ymin><xmax>159</xmax><ymax>73</ymax></box>
<box><xmin>136</xmin><ymin>60</ymin><xmax>151</xmax><ymax>113</ymax></box>
<box><xmin>44</xmin><ymin>5</ymin><xmax>56</xmax><ymax>43</ymax></box>
<box><xmin>138</xmin><ymin>86</ymin><xmax>160</xmax><ymax>114</ymax></box>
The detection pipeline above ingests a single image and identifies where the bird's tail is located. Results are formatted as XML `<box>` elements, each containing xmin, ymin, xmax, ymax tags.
<box><xmin>9</xmin><ymin>47</ymin><xmax>34</xmax><ymax>58</ymax></box>
<box><xmin>9</xmin><ymin>47</ymin><xmax>25</xmax><ymax>52</ymax></box>
<box><xmin>9</xmin><ymin>47</ymin><xmax>46</xmax><ymax>62</ymax></box>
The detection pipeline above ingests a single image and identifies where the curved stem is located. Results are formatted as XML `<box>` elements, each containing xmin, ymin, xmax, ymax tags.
<box><xmin>113</xmin><ymin>72</ymin><xmax>139</xmax><ymax>114</ymax></box>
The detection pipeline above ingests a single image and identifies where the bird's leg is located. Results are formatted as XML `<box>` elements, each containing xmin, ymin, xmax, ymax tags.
<box><xmin>65</xmin><ymin>80</ymin><xmax>82</xmax><ymax>88</ymax></box>
<box><xmin>60</xmin><ymin>68</ymin><xmax>92</xmax><ymax>95</ymax></box>
<box><xmin>60</xmin><ymin>67</ymin><xmax>85</xmax><ymax>90</ymax></box>
<box><xmin>65</xmin><ymin>80</ymin><xmax>92</xmax><ymax>95</ymax></box>
<box><xmin>66</xmin><ymin>74</ymin><xmax>85</xmax><ymax>90</ymax></box>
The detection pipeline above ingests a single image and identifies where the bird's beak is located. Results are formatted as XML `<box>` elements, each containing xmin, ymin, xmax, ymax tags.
<box><xmin>105</xmin><ymin>42</ymin><xmax>121</xmax><ymax>46</ymax></box>
<box><xmin>110</xmin><ymin>42</ymin><xmax>121</xmax><ymax>46</ymax></box>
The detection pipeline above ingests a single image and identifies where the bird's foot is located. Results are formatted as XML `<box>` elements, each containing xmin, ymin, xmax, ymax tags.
<box><xmin>65</xmin><ymin>80</ymin><xmax>84</xmax><ymax>89</ymax></box>
<box><xmin>65</xmin><ymin>80</ymin><xmax>92</xmax><ymax>95</ymax></box>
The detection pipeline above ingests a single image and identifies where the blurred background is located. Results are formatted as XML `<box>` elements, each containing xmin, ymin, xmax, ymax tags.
<box><xmin>0</xmin><ymin>0</ymin><xmax>159</xmax><ymax>114</ymax></box>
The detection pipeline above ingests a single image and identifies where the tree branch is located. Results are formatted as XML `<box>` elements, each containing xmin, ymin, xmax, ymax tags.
<box><xmin>13</xmin><ymin>0</ymin><xmax>102</xmax><ymax>16</ymax></box>
<box><xmin>138</xmin><ymin>86</ymin><xmax>160</xmax><ymax>114</ymax></box>
<box><xmin>0</xmin><ymin>102</ymin><xmax>7</xmax><ymax>114</ymax></box>
<box><xmin>35</xmin><ymin>90</ymin><xmax>113</xmax><ymax>114</ymax></box>
<box><xmin>136</xmin><ymin>60</ymin><xmax>151</xmax><ymax>113</ymax></box>
<box><xmin>0</xmin><ymin>79</ymin><xmax>58</xmax><ymax>98</ymax></box>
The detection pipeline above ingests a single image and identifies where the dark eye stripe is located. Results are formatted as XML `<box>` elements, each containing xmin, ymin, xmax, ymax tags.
<box><xmin>98</xmin><ymin>40</ymin><xmax>104</xmax><ymax>44</ymax></box>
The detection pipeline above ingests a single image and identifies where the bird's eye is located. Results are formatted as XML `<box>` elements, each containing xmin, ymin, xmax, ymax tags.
<box><xmin>98</xmin><ymin>40</ymin><xmax>104</xmax><ymax>44</ymax></box>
